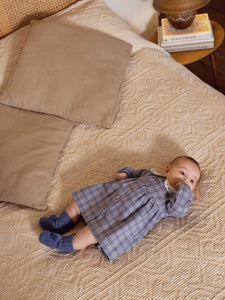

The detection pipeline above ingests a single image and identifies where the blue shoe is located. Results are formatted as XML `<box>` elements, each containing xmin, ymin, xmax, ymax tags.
<box><xmin>39</xmin><ymin>211</ymin><xmax>75</xmax><ymax>234</ymax></box>
<box><xmin>39</xmin><ymin>231</ymin><xmax>76</xmax><ymax>252</ymax></box>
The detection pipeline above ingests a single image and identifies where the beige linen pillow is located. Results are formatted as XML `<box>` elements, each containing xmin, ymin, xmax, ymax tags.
<box><xmin>2</xmin><ymin>21</ymin><xmax>132</xmax><ymax>128</ymax></box>
<box><xmin>0</xmin><ymin>104</ymin><xmax>72</xmax><ymax>210</ymax></box>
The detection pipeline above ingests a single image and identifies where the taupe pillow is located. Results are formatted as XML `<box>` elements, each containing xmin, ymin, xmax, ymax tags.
<box><xmin>2</xmin><ymin>21</ymin><xmax>132</xmax><ymax>127</ymax></box>
<box><xmin>0</xmin><ymin>104</ymin><xmax>72</xmax><ymax>210</ymax></box>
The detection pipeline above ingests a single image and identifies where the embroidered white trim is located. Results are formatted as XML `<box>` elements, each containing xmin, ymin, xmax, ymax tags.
<box><xmin>150</xmin><ymin>168</ymin><xmax>175</xmax><ymax>193</ymax></box>
<box><xmin>164</xmin><ymin>179</ymin><xmax>175</xmax><ymax>193</ymax></box>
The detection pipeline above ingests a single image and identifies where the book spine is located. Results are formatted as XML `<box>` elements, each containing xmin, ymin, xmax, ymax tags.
<box><xmin>162</xmin><ymin>32</ymin><xmax>212</xmax><ymax>43</ymax></box>
<box><xmin>159</xmin><ymin>27</ymin><xmax>214</xmax><ymax>46</ymax></box>
<box><xmin>164</xmin><ymin>43</ymin><xmax>214</xmax><ymax>52</ymax></box>
<box><xmin>161</xmin><ymin>36</ymin><xmax>214</xmax><ymax>46</ymax></box>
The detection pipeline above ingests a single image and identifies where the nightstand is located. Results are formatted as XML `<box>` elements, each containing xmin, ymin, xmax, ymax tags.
<box><xmin>150</xmin><ymin>20</ymin><xmax>225</xmax><ymax>86</ymax></box>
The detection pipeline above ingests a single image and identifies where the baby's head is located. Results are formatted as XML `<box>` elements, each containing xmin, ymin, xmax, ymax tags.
<box><xmin>164</xmin><ymin>156</ymin><xmax>200</xmax><ymax>191</ymax></box>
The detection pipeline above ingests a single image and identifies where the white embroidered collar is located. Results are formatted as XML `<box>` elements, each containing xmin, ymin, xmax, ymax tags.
<box><xmin>150</xmin><ymin>168</ymin><xmax>175</xmax><ymax>193</ymax></box>
<box><xmin>164</xmin><ymin>179</ymin><xmax>175</xmax><ymax>193</ymax></box>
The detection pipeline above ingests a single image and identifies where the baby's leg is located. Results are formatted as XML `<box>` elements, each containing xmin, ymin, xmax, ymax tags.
<box><xmin>39</xmin><ymin>226</ymin><xmax>97</xmax><ymax>253</ymax></box>
<box><xmin>72</xmin><ymin>226</ymin><xmax>97</xmax><ymax>250</ymax></box>
<box><xmin>65</xmin><ymin>200</ymin><xmax>81</xmax><ymax>223</ymax></box>
<box><xmin>39</xmin><ymin>199</ymin><xmax>81</xmax><ymax>234</ymax></box>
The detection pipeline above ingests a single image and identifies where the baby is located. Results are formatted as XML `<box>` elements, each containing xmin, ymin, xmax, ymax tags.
<box><xmin>39</xmin><ymin>155</ymin><xmax>200</xmax><ymax>261</ymax></box>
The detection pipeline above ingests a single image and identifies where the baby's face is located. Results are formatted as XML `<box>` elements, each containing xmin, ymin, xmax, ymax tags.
<box><xmin>164</xmin><ymin>158</ymin><xmax>200</xmax><ymax>191</ymax></box>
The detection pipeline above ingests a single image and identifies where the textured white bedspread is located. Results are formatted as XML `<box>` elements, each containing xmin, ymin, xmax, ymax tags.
<box><xmin>0</xmin><ymin>0</ymin><xmax>225</xmax><ymax>299</ymax></box>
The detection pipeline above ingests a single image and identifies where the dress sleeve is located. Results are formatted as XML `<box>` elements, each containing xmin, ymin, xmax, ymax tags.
<box><xmin>165</xmin><ymin>183</ymin><xmax>193</xmax><ymax>218</ymax></box>
<box><xmin>117</xmin><ymin>167</ymin><xmax>150</xmax><ymax>178</ymax></box>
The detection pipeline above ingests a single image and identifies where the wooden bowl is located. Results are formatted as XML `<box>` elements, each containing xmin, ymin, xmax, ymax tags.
<box><xmin>166</xmin><ymin>11</ymin><xmax>196</xmax><ymax>29</ymax></box>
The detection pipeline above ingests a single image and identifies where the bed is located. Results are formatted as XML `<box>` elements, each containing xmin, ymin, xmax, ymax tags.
<box><xmin>0</xmin><ymin>0</ymin><xmax>225</xmax><ymax>299</ymax></box>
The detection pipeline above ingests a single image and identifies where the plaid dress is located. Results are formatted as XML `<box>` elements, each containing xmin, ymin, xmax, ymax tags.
<box><xmin>73</xmin><ymin>168</ymin><xmax>193</xmax><ymax>261</ymax></box>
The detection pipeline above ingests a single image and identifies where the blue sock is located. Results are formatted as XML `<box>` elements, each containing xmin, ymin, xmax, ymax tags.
<box><xmin>39</xmin><ymin>211</ymin><xmax>75</xmax><ymax>234</ymax></box>
<box><xmin>39</xmin><ymin>231</ymin><xmax>76</xmax><ymax>252</ymax></box>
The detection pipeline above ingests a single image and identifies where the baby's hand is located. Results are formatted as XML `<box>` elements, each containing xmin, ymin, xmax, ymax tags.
<box><xmin>115</xmin><ymin>172</ymin><xmax>128</xmax><ymax>181</ymax></box>
<box><xmin>175</xmin><ymin>181</ymin><xmax>187</xmax><ymax>190</ymax></box>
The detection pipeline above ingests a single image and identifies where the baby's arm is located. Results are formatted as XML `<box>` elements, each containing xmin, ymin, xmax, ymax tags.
<box><xmin>116</xmin><ymin>167</ymin><xmax>150</xmax><ymax>179</ymax></box>
<box><xmin>166</xmin><ymin>183</ymin><xmax>193</xmax><ymax>217</ymax></box>
<box><xmin>115</xmin><ymin>167</ymin><xmax>150</xmax><ymax>181</ymax></box>
<box><xmin>174</xmin><ymin>181</ymin><xmax>185</xmax><ymax>190</ymax></box>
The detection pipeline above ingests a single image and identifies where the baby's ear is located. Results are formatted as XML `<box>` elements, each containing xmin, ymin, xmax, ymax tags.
<box><xmin>163</xmin><ymin>165</ymin><xmax>171</xmax><ymax>176</ymax></box>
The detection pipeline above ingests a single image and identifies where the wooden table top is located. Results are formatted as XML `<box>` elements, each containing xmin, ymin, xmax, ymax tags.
<box><xmin>150</xmin><ymin>20</ymin><xmax>225</xmax><ymax>65</ymax></box>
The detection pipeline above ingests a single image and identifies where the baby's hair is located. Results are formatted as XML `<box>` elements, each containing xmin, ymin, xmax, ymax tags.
<box><xmin>170</xmin><ymin>156</ymin><xmax>201</xmax><ymax>173</ymax></box>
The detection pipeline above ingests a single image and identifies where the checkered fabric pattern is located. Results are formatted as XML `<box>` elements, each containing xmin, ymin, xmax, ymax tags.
<box><xmin>73</xmin><ymin>168</ymin><xmax>193</xmax><ymax>261</ymax></box>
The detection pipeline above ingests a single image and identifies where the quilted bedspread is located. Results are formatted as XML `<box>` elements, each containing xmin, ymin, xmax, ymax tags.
<box><xmin>0</xmin><ymin>0</ymin><xmax>225</xmax><ymax>299</ymax></box>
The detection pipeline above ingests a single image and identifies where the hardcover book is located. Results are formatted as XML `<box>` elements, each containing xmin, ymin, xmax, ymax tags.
<box><xmin>161</xmin><ymin>13</ymin><xmax>213</xmax><ymax>43</ymax></box>
<box><xmin>157</xmin><ymin>27</ymin><xmax>214</xmax><ymax>52</ymax></box>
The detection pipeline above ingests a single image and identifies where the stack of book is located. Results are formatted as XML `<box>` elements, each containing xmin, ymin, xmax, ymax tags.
<box><xmin>157</xmin><ymin>13</ymin><xmax>214</xmax><ymax>52</ymax></box>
